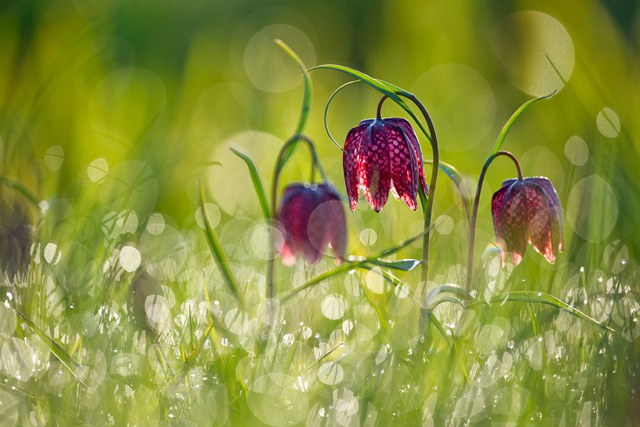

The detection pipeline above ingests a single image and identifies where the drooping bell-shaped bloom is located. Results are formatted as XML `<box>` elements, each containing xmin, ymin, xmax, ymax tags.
<box><xmin>277</xmin><ymin>183</ymin><xmax>347</xmax><ymax>266</ymax></box>
<box><xmin>491</xmin><ymin>177</ymin><xmax>564</xmax><ymax>266</ymax></box>
<box><xmin>343</xmin><ymin>118</ymin><xmax>427</xmax><ymax>212</ymax></box>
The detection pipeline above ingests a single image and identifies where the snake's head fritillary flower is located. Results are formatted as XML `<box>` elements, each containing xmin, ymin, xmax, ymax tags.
<box><xmin>277</xmin><ymin>183</ymin><xmax>347</xmax><ymax>266</ymax></box>
<box><xmin>343</xmin><ymin>118</ymin><xmax>427</xmax><ymax>212</ymax></box>
<box><xmin>491</xmin><ymin>177</ymin><xmax>564</xmax><ymax>266</ymax></box>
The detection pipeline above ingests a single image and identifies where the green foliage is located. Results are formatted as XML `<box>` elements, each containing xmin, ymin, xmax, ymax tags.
<box><xmin>0</xmin><ymin>1</ymin><xmax>638</xmax><ymax>425</ymax></box>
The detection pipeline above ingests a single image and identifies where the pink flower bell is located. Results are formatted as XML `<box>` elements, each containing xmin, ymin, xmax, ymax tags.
<box><xmin>343</xmin><ymin>118</ymin><xmax>427</xmax><ymax>212</ymax></box>
<box><xmin>277</xmin><ymin>183</ymin><xmax>347</xmax><ymax>266</ymax></box>
<box><xmin>491</xmin><ymin>177</ymin><xmax>564</xmax><ymax>265</ymax></box>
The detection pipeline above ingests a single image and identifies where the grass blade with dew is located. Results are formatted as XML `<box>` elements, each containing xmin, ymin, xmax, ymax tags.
<box><xmin>198</xmin><ymin>178</ymin><xmax>245</xmax><ymax>308</ymax></box>
<box><xmin>469</xmin><ymin>291</ymin><xmax>613</xmax><ymax>332</ymax></box>
<box><xmin>229</xmin><ymin>147</ymin><xmax>270</xmax><ymax>220</ymax></box>
<box><xmin>365</xmin><ymin>258</ymin><xmax>420</xmax><ymax>271</ymax></box>
<box><xmin>14</xmin><ymin>308</ymin><xmax>85</xmax><ymax>384</ymax></box>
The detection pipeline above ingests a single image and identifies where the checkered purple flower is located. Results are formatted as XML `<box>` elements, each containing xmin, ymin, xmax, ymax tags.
<box><xmin>278</xmin><ymin>183</ymin><xmax>347</xmax><ymax>266</ymax></box>
<box><xmin>343</xmin><ymin>118</ymin><xmax>427</xmax><ymax>212</ymax></box>
<box><xmin>491</xmin><ymin>177</ymin><xmax>564</xmax><ymax>265</ymax></box>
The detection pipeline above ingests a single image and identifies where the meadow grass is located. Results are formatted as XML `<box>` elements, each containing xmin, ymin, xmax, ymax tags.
<box><xmin>1</xmin><ymin>1</ymin><xmax>639</xmax><ymax>425</ymax></box>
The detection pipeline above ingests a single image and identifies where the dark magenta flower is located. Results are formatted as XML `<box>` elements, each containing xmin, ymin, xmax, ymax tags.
<box><xmin>491</xmin><ymin>177</ymin><xmax>564</xmax><ymax>266</ymax></box>
<box><xmin>343</xmin><ymin>118</ymin><xmax>427</xmax><ymax>212</ymax></box>
<box><xmin>277</xmin><ymin>183</ymin><xmax>347</xmax><ymax>266</ymax></box>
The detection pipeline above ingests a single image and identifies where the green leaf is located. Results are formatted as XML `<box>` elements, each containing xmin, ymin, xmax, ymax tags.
<box><xmin>489</xmin><ymin>91</ymin><xmax>556</xmax><ymax>157</ymax></box>
<box><xmin>424</xmin><ymin>159</ymin><xmax>470</xmax><ymax>222</ymax></box>
<box><xmin>470</xmin><ymin>291</ymin><xmax>613</xmax><ymax>332</ymax></box>
<box><xmin>274</xmin><ymin>39</ymin><xmax>312</xmax><ymax>167</ymax></box>
<box><xmin>14</xmin><ymin>308</ymin><xmax>85</xmax><ymax>383</ymax></box>
<box><xmin>198</xmin><ymin>179</ymin><xmax>245</xmax><ymax>308</ymax></box>
<box><xmin>324</xmin><ymin>80</ymin><xmax>360</xmax><ymax>150</ymax></box>
<box><xmin>229</xmin><ymin>147</ymin><xmax>270</xmax><ymax>220</ymax></box>
<box><xmin>365</xmin><ymin>258</ymin><xmax>420</xmax><ymax>271</ymax></box>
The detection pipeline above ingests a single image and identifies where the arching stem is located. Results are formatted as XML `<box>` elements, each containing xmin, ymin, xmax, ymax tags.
<box><xmin>407</xmin><ymin>95</ymin><xmax>440</xmax><ymax>334</ymax></box>
<box><xmin>379</xmin><ymin>93</ymin><xmax>440</xmax><ymax>335</ymax></box>
<box><xmin>465</xmin><ymin>150</ymin><xmax>523</xmax><ymax>301</ymax></box>
<box><xmin>267</xmin><ymin>134</ymin><xmax>326</xmax><ymax>299</ymax></box>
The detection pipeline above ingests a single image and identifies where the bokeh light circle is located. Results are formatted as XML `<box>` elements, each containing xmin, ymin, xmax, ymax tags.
<box><xmin>564</xmin><ymin>135</ymin><xmax>589</xmax><ymax>166</ymax></box>
<box><xmin>566</xmin><ymin>175</ymin><xmax>618</xmax><ymax>242</ymax></box>
<box><xmin>494</xmin><ymin>11</ymin><xmax>574</xmax><ymax>95</ymax></box>
<box><xmin>412</xmin><ymin>64</ymin><xmax>495</xmax><ymax>151</ymax></box>
<box><xmin>244</xmin><ymin>24</ymin><xmax>316</xmax><ymax>92</ymax></box>
<box><xmin>596</xmin><ymin>107</ymin><xmax>621</xmax><ymax>138</ymax></box>
<box><xmin>247</xmin><ymin>373</ymin><xmax>308</xmax><ymax>426</ymax></box>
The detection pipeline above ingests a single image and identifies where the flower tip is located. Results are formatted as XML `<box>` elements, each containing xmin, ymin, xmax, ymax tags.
<box><xmin>280</xmin><ymin>245</ymin><xmax>297</xmax><ymax>267</ymax></box>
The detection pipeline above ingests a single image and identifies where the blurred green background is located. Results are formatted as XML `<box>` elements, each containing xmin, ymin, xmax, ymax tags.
<box><xmin>1</xmin><ymin>0</ymin><xmax>639</xmax><ymax>266</ymax></box>
<box><xmin>1</xmin><ymin>1</ymin><xmax>640</xmax><ymax>424</ymax></box>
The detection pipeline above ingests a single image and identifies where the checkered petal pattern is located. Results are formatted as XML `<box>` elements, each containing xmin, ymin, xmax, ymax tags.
<box><xmin>343</xmin><ymin>118</ymin><xmax>427</xmax><ymax>212</ymax></box>
<box><xmin>278</xmin><ymin>183</ymin><xmax>347</xmax><ymax>266</ymax></box>
<box><xmin>491</xmin><ymin>177</ymin><xmax>563</xmax><ymax>266</ymax></box>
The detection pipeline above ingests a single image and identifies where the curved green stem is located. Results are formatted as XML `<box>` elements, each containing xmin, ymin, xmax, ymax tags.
<box><xmin>399</xmin><ymin>94</ymin><xmax>440</xmax><ymax>334</ymax></box>
<box><xmin>267</xmin><ymin>134</ymin><xmax>326</xmax><ymax>299</ymax></box>
<box><xmin>324</xmin><ymin>80</ymin><xmax>360</xmax><ymax>151</ymax></box>
<box><xmin>465</xmin><ymin>150</ymin><xmax>523</xmax><ymax>301</ymax></box>
<box><xmin>377</xmin><ymin>92</ymin><xmax>440</xmax><ymax>335</ymax></box>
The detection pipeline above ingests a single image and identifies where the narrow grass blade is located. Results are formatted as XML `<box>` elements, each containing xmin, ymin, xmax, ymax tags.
<box><xmin>427</xmin><ymin>313</ymin><xmax>454</xmax><ymax>349</ymax></box>
<box><xmin>274</xmin><ymin>39</ymin><xmax>312</xmax><ymax>168</ymax></box>
<box><xmin>198</xmin><ymin>179</ymin><xmax>245</xmax><ymax>308</ymax></box>
<box><xmin>229</xmin><ymin>147</ymin><xmax>270</xmax><ymax>220</ymax></box>
<box><xmin>324</xmin><ymin>80</ymin><xmax>360</xmax><ymax>150</ymax></box>
<box><xmin>1</xmin><ymin>175</ymin><xmax>41</xmax><ymax>208</ymax></box>
<box><xmin>489</xmin><ymin>91</ymin><xmax>556</xmax><ymax>157</ymax></box>
<box><xmin>425</xmin><ymin>284</ymin><xmax>466</xmax><ymax>310</ymax></box>
<box><xmin>281</xmin><ymin>261</ymin><xmax>365</xmax><ymax>303</ymax></box>
<box><xmin>14</xmin><ymin>308</ymin><xmax>85</xmax><ymax>382</ymax></box>
<box><xmin>365</xmin><ymin>258</ymin><xmax>420</xmax><ymax>271</ymax></box>
<box><xmin>424</xmin><ymin>159</ymin><xmax>470</xmax><ymax>222</ymax></box>
<box><xmin>471</xmin><ymin>291</ymin><xmax>613</xmax><ymax>332</ymax></box>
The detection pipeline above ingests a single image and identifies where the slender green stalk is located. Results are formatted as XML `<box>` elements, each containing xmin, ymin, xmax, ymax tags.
<box><xmin>266</xmin><ymin>134</ymin><xmax>326</xmax><ymax>299</ymax></box>
<box><xmin>403</xmin><ymin>94</ymin><xmax>439</xmax><ymax>332</ymax></box>
<box><xmin>465</xmin><ymin>150</ymin><xmax>523</xmax><ymax>301</ymax></box>
<box><xmin>375</xmin><ymin>93</ymin><xmax>440</xmax><ymax>336</ymax></box>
